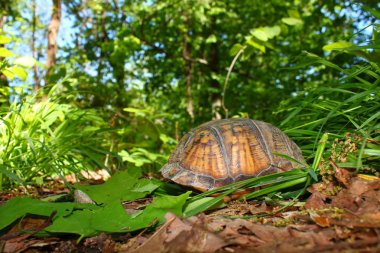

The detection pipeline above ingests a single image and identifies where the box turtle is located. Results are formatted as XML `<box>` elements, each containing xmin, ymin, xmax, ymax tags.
<box><xmin>161</xmin><ymin>118</ymin><xmax>305</xmax><ymax>192</ymax></box>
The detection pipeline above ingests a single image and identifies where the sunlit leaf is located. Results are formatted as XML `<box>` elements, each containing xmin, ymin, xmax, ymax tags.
<box><xmin>9</xmin><ymin>66</ymin><xmax>27</xmax><ymax>80</ymax></box>
<box><xmin>75</xmin><ymin>170</ymin><xmax>161</xmax><ymax>204</ymax></box>
<box><xmin>247</xmin><ymin>39</ymin><xmax>266</xmax><ymax>53</ymax></box>
<box><xmin>46</xmin><ymin>192</ymin><xmax>191</xmax><ymax>238</ymax></box>
<box><xmin>0</xmin><ymin>197</ymin><xmax>97</xmax><ymax>231</ymax></box>
<box><xmin>206</xmin><ymin>34</ymin><xmax>217</xmax><ymax>44</ymax></box>
<box><xmin>282</xmin><ymin>17</ymin><xmax>303</xmax><ymax>26</ymax></box>
<box><xmin>323</xmin><ymin>41</ymin><xmax>354</xmax><ymax>51</ymax></box>
<box><xmin>0</xmin><ymin>35</ymin><xmax>11</xmax><ymax>44</ymax></box>
<box><xmin>1</xmin><ymin>69</ymin><xmax>14</xmax><ymax>80</ymax></box>
<box><xmin>0</xmin><ymin>47</ymin><xmax>14</xmax><ymax>57</ymax></box>
<box><xmin>251</xmin><ymin>29</ymin><xmax>268</xmax><ymax>41</ymax></box>
<box><xmin>14</xmin><ymin>56</ymin><xmax>36</xmax><ymax>68</ymax></box>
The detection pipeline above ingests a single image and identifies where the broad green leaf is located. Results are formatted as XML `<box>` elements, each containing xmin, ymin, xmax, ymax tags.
<box><xmin>0</xmin><ymin>35</ymin><xmax>11</xmax><ymax>44</ymax></box>
<box><xmin>9</xmin><ymin>66</ymin><xmax>27</xmax><ymax>81</ymax></box>
<box><xmin>263</xmin><ymin>26</ymin><xmax>281</xmax><ymax>39</ymax></box>
<box><xmin>0</xmin><ymin>197</ymin><xmax>97</xmax><ymax>231</ymax></box>
<box><xmin>46</xmin><ymin>202</ymin><xmax>132</xmax><ymax>238</ymax></box>
<box><xmin>251</xmin><ymin>26</ymin><xmax>281</xmax><ymax>42</ymax></box>
<box><xmin>282</xmin><ymin>17</ymin><xmax>303</xmax><ymax>26</ymax></box>
<box><xmin>46</xmin><ymin>192</ymin><xmax>191</xmax><ymax>238</ymax></box>
<box><xmin>14</xmin><ymin>56</ymin><xmax>36</xmax><ymax>68</ymax></box>
<box><xmin>0</xmin><ymin>47</ymin><xmax>14</xmax><ymax>57</ymax></box>
<box><xmin>247</xmin><ymin>39</ymin><xmax>265</xmax><ymax>53</ymax></box>
<box><xmin>206</xmin><ymin>34</ymin><xmax>217</xmax><ymax>44</ymax></box>
<box><xmin>1</xmin><ymin>69</ymin><xmax>14</xmax><ymax>80</ymax></box>
<box><xmin>230</xmin><ymin>43</ymin><xmax>243</xmax><ymax>56</ymax></box>
<box><xmin>74</xmin><ymin>170</ymin><xmax>161</xmax><ymax>204</ymax></box>
<box><xmin>251</xmin><ymin>29</ymin><xmax>268</xmax><ymax>41</ymax></box>
<box><xmin>323</xmin><ymin>41</ymin><xmax>354</xmax><ymax>51</ymax></box>
<box><xmin>288</xmin><ymin>9</ymin><xmax>301</xmax><ymax>18</ymax></box>
<box><xmin>46</xmin><ymin>208</ymin><xmax>98</xmax><ymax>238</ymax></box>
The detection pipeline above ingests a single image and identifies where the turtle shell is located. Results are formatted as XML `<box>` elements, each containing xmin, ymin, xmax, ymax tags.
<box><xmin>161</xmin><ymin>118</ymin><xmax>305</xmax><ymax>192</ymax></box>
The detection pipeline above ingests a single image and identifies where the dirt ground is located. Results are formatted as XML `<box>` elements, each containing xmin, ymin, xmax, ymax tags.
<box><xmin>1</xmin><ymin>167</ymin><xmax>380</xmax><ymax>253</ymax></box>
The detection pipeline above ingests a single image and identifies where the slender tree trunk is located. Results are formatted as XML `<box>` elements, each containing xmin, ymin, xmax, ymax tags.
<box><xmin>96</xmin><ymin>0</ymin><xmax>107</xmax><ymax>87</ymax></box>
<box><xmin>45</xmin><ymin>0</ymin><xmax>61</xmax><ymax>90</ymax></box>
<box><xmin>32</xmin><ymin>0</ymin><xmax>40</xmax><ymax>92</ymax></box>
<box><xmin>0</xmin><ymin>15</ymin><xmax>9</xmax><ymax>105</ymax></box>
<box><xmin>182</xmin><ymin>13</ymin><xmax>195</xmax><ymax>120</ymax></box>
<box><xmin>209</xmin><ymin>17</ymin><xmax>221</xmax><ymax>119</ymax></box>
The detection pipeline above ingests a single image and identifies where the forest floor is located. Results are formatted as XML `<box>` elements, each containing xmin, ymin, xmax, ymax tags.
<box><xmin>1</xmin><ymin>167</ymin><xmax>380</xmax><ymax>253</ymax></box>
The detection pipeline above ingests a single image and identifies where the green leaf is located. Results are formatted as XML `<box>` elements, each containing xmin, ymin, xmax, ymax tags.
<box><xmin>307</xmin><ymin>167</ymin><xmax>319</xmax><ymax>182</ymax></box>
<box><xmin>74</xmin><ymin>170</ymin><xmax>161</xmax><ymax>204</ymax></box>
<box><xmin>251</xmin><ymin>26</ymin><xmax>281</xmax><ymax>42</ymax></box>
<box><xmin>46</xmin><ymin>192</ymin><xmax>191</xmax><ymax>238</ymax></box>
<box><xmin>288</xmin><ymin>9</ymin><xmax>301</xmax><ymax>18</ymax></box>
<box><xmin>251</xmin><ymin>29</ymin><xmax>268</xmax><ymax>41</ymax></box>
<box><xmin>282</xmin><ymin>17</ymin><xmax>303</xmax><ymax>26</ymax></box>
<box><xmin>312</xmin><ymin>133</ymin><xmax>329</xmax><ymax>171</ymax></box>
<box><xmin>263</xmin><ymin>26</ymin><xmax>281</xmax><ymax>39</ymax></box>
<box><xmin>183</xmin><ymin>197</ymin><xmax>225</xmax><ymax>217</ymax></box>
<box><xmin>0</xmin><ymin>197</ymin><xmax>97</xmax><ymax>231</ymax></box>
<box><xmin>0</xmin><ymin>165</ymin><xmax>23</xmax><ymax>184</ymax></box>
<box><xmin>0</xmin><ymin>47</ymin><xmax>14</xmax><ymax>57</ymax></box>
<box><xmin>230</xmin><ymin>43</ymin><xmax>244</xmax><ymax>56</ymax></box>
<box><xmin>123</xmin><ymin>107</ymin><xmax>150</xmax><ymax>115</ymax></box>
<box><xmin>323</xmin><ymin>41</ymin><xmax>354</xmax><ymax>51</ymax></box>
<box><xmin>206</xmin><ymin>34</ymin><xmax>217</xmax><ymax>44</ymax></box>
<box><xmin>14</xmin><ymin>56</ymin><xmax>37</xmax><ymax>68</ymax></box>
<box><xmin>1</xmin><ymin>69</ymin><xmax>14</xmax><ymax>80</ymax></box>
<box><xmin>9</xmin><ymin>66</ymin><xmax>27</xmax><ymax>81</ymax></box>
<box><xmin>0</xmin><ymin>35</ymin><xmax>12</xmax><ymax>44</ymax></box>
<box><xmin>247</xmin><ymin>39</ymin><xmax>266</xmax><ymax>53</ymax></box>
<box><xmin>363</xmin><ymin>149</ymin><xmax>380</xmax><ymax>156</ymax></box>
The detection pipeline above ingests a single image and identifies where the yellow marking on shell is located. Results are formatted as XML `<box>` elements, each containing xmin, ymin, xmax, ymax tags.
<box><xmin>180</xmin><ymin>129</ymin><xmax>228</xmax><ymax>179</ymax></box>
<box><xmin>240</xmin><ymin>124</ymin><xmax>269</xmax><ymax>176</ymax></box>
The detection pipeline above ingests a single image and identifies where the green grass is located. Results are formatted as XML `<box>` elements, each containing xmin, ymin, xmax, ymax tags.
<box><xmin>0</xmin><ymin>98</ymin><xmax>114</xmax><ymax>190</ymax></box>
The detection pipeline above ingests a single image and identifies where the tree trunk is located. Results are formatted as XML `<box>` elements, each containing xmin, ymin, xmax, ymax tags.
<box><xmin>32</xmin><ymin>0</ymin><xmax>40</xmax><ymax>92</ymax></box>
<box><xmin>209</xmin><ymin>17</ymin><xmax>221</xmax><ymax>120</ymax></box>
<box><xmin>0</xmin><ymin>15</ymin><xmax>9</xmax><ymax>106</ymax></box>
<box><xmin>45</xmin><ymin>0</ymin><xmax>61</xmax><ymax>89</ymax></box>
<box><xmin>182</xmin><ymin>13</ymin><xmax>195</xmax><ymax>120</ymax></box>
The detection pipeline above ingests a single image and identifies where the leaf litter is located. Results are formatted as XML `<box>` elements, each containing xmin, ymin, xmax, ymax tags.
<box><xmin>1</xmin><ymin>166</ymin><xmax>380</xmax><ymax>252</ymax></box>
<box><xmin>124</xmin><ymin>169</ymin><xmax>380</xmax><ymax>253</ymax></box>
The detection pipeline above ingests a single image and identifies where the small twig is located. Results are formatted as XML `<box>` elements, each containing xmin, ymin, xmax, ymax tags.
<box><xmin>222</xmin><ymin>45</ymin><xmax>247</xmax><ymax>119</ymax></box>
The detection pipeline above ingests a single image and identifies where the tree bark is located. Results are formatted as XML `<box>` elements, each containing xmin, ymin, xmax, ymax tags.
<box><xmin>209</xmin><ymin>17</ymin><xmax>221</xmax><ymax>120</ymax></box>
<box><xmin>45</xmin><ymin>0</ymin><xmax>61</xmax><ymax>88</ymax></box>
<box><xmin>0</xmin><ymin>15</ymin><xmax>9</xmax><ymax>105</ymax></box>
<box><xmin>182</xmin><ymin>13</ymin><xmax>195</xmax><ymax>120</ymax></box>
<box><xmin>32</xmin><ymin>0</ymin><xmax>40</xmax><ymax>92</ymax></box>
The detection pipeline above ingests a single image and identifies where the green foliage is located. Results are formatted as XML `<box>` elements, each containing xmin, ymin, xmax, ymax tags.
<box><xmin>0</xmin><ymin>98</ymin><xmax>113</xmax><ymax>189</ymax></box>
<box><xmin>277</xmin><ymin>22</ymin><xmax>380</xmax><ymax>172</ymax></box>
<box><xmin>0</xmin><ymin>171</ymin><xmax>191</xmax><ymax>239</ymax></box>
<box><xmin>0</xmin><ymin>34</ymin><xmax>35</xmax><ymax>82</ymax></box>
<box><xmin>75</xmin><ymin>170</ymin><xmax>161</xmax><ymax>204</ymax></box>
<box><xmin>0</xmin><ymin>197</ymin><xmax>97</xmax><ymax>233</ymax></box>
<box><xmin>46</xmin><ymin>191</ymin><xmax>190</xmax><ymax>239</ymax></box>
